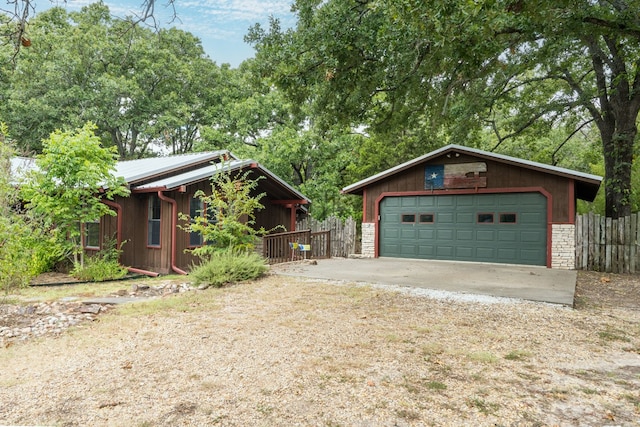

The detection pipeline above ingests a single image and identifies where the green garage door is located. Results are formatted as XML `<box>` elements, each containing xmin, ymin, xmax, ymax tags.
<box><xmin>380</xmin><ymin>193</ymin><xmax>547</xmax><ymax>266</ymax></box>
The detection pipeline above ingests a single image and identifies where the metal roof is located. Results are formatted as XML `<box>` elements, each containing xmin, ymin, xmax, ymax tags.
<box><xmin>114</xmin><ymin>150</ymin><xmax>233</xmax><ymax>184</ymax></box>
<box><xmin>342</xmin><ymin>144</ymin><xmax>603</xmax><ymax>198</ymax></box>
<box><xmin>133</xmin><ymin>158</ymin><xmax>310</xmax><ymax>203</ymax></box>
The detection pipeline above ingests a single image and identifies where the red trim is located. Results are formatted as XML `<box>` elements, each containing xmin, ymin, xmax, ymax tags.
<box><xmin>290</xmin><ymin>205</ymin><xmax>297</xmax><ymax>231</ymax></box>
<box><xmin>373</xmin><ymin>187</ymin><xmax>553</xmax><ymax>267</ymax></box>
<box><xmin>362</xmin><ymin>188</ymin><xmax>368</xmax><ymax>222</ymax></box>
<box><xmin>271</xmin><ymin>199</ymin><xmax>309</xmax><ymax>205</ymax></box>
<box><xmin>157</xmin><ymin>191</ymin><xmax>188</xmax><ymax>275</ymax></box>
<box><xmin>127</xmin><ymin>267</ymin><xmax>160</xmax><ymax>277</ymax></box>
<box><xmin>568</xmin><ymin>180</ymin><xmax>576</xmax><ymax>224</ymax></box>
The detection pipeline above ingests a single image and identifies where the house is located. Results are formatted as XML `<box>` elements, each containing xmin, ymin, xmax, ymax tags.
<box><xmin>94</xmin><ymin>151</ymin><xmax>309</xmax><ymax>275</ymax></box>
<box><xmin>342</xmin><ymin>144</ymin><xmax>602</xmax><ymax>269</ymax></box>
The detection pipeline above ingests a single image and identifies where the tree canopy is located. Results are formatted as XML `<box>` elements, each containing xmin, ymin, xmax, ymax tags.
<box><xmin>248</xmin><ymin>0</ymin><xmax>640</xmax><ymax>218</ymax></box>
<box><xmin>0</xmin><ymin>2</ymin><xmax>221</xmax><ymax>158</ymax></box>
<box><xmin>22</xmin><ymin>123</ymin><xmax>130</xmax><ymax>266</ymax></box>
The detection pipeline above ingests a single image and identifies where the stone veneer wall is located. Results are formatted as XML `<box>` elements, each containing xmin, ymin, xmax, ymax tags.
<box><xmin>551</xmin><ymin>223</ymin><xmax>575</xmax><ymax>269</ymax></box>
<box><xmin>361</xmin><ymin>222</ymin><xmax>375</xmax><ymax>257</ymax></box>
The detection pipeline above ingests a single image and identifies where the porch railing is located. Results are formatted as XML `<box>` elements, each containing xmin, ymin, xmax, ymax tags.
<box><xmin>263</xmin><ymin>229</ymin><xmax>331</xmax><ymax>264</ymax></box>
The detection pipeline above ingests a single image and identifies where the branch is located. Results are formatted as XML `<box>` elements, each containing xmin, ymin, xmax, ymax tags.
<box><xmin>582</xmin><ymin>16</ymin><xmax>640</xmax><ymax>40</ymax></box>
<box><xmin>552</xmin><ymin>118</ymin><xmax>595</xmax><ymax>165</ymax></box>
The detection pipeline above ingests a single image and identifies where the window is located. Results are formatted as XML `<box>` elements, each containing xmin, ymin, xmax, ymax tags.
<box><xmin>477</xmin><ymin>213</ymin><xmax>494</xmax><ymax>223</ymax></box>
<box><xmin>419</xmin><ymin>213</ymin><xmax>435</xmax><ymax>223</ymax></box>
<box><xmin>148</xmin><ymin>195</ymin><xmax>161</xmax><ymax>247</ymax></box>
<box><xmin>84</xmin><ymin>221</ymin><xmax>100</xmax><ymax>249</ymax></box>
<box><xmin>499</xmin><ymin>213</ymin><xmax>517</xmax><ymax>224</ymax></box>
<box><xmin>189</xmin><ymin>198</ymin><xmax>204</xmax><ymax>247</ymax></box>
<box><xmin>401</xmin><ymin>214</ymin><xmax>416</xmax><ymax>223</ymax></box>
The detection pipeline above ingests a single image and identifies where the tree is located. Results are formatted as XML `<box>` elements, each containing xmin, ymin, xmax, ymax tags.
<box><xmin>1</xmin><ymin>0</ymin><xmax>173</xmax><ymax>54</ymax></box>
<box><xmin>22</xmin><ymin>123</ymin><xmax>130</xmax><ymax>267</ymax></box>
<box><xmin>1</xmin><ymin>3</ymin><xmax>220</xmax><ymax>158</ymax></box>
<box><xmin>0</xmin><ymin>124</ymin><xmax>56</xmax><ymax>292</ymax></box>
<box><xmin>248</xmin><ymin>0</ymin><xmax>640</xmax><ymax>218</ymax></box>
<box><xmin>180</xmin><ymin>167</ymin><xmax>268</xmax><ymax>258</ymax></box>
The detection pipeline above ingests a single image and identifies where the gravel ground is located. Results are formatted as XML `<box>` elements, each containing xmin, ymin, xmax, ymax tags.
<box><xmin>0</xmin><ymin>270</ymin><xmax>639</xmax><ymax>426</ymax></box>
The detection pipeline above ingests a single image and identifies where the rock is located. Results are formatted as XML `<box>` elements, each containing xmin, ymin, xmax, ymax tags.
<box><xmin>78</xmin><ymin>304</ymin><xmax>101</xmax><ymax>314</ymax></box>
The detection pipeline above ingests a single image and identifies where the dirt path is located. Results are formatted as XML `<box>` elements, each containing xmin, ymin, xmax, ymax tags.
<box><xmin>0</xmin><ymin>272</ymin><xmax>639</xmax><ymax>426</ymax></box>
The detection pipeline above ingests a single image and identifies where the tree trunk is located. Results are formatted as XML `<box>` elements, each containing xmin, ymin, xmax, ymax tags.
<box><xmin>602</xmin><ymin>122</ymin><xmax>636</xmax><ymax>219</ymax></box>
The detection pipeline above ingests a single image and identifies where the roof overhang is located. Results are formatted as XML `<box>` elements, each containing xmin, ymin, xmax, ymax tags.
<box><xmin>342</xmin><ymin>144</ymin><xmax>603</xmax><ymax>202</ymax></box>
<box><xmin>131</xmin><ymin>159</ymin><xmax>310</xmax><ymax>204</ymax></box>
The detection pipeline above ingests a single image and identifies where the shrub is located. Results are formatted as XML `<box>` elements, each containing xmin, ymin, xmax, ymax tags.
<box><xmin>27</xmin><ymin>229</ymin><xmax>67</xmax><ymax>276</ymax></box>
<box><xmin>71</xmin><ymin>241</ymin><xmax>128</xmax><ymax>282</ymax></box>
<box><xmin>190</xmin><ymin>250</ymin><xmax>268</xmax><ymax>289</ymax></box>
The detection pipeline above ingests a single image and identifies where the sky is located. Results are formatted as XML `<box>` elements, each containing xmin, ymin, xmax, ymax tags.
<box><xmin>43</xmin><ymin>0</ymin><xmax>297</xmax><ymax>67</ymax></box>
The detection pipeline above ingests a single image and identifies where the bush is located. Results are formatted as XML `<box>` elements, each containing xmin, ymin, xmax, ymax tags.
<box><xmin>27</xmin><ymin>230</ymin><xmax>67</xmax><ymax>276</ymax></box>
<box><xmin>71</xmin><ymin>241</ymin><xmax>128</xmax><ymax>282</ymax></box>
<box><xmin>190</xmin><ymin>250</ymin><xmax>268</xmax><ymax>289</ymax></box>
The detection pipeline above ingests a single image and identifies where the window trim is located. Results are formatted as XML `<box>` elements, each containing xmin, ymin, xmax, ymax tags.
<box><xmin>188</xmin><ymin>197</ymin><xmax>204</xmax><ymax>248</ymax></box>
<box><xmin>477</xmin><ymin>213</ymin><xmax>494</xmax><ymax>224</ymax></box>
<box><xmin>83</xmin><ymin>221</ymin><xmax>100</xmax><ymax>250</ymax></box>
<box><xmin>401</xmin><ymin>213</ymin><xmax>416</xmax><ymax>224</ymax></box>
<box><xmin>499</xmin><ymin>212</ymin><xmax>518</xmax><ymax>224</ymax></box>
<box><xmin>419</xmin><ymin>213</ymin><xmax>435</xmax><ymax>224</ymax></box>
<box><xmin>147</xmin><ymin>195</ymin><xmax>162</xmax><ymax>248</ymax></box>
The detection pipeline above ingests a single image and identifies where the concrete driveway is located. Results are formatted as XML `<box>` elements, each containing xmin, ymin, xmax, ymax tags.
<box><xmin>270</xmin><ymin>257</ymin><xmax>577</xmax><ymax>306</ymax></box>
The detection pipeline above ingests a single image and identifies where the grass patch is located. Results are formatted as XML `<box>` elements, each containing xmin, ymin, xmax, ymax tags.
<box><xmin>504</xmin><ymin>350</ymin><xmax>532</xmax><ymax>361</ymax></box>
<box><xmin>623</xmin><ymin>393</ymin><xmax>640</xmax><ymax>409</ymax></box>
<box><xmin>425</xmin><ymin>380</ymin><xmax>447</xmax><ymax>390</ymax></box>
<box><xmin>467</xmin><ymin>351</ymin><xmax>498</xmax><ymax>364</ymax></box>
<box><xmin>115</xmin><ymin>289</ymin><xmax>219</xmax><ymax>317</ymax></box>
<box><xmin>468</xmin><ymin>397</ymin><xmax>500</xmax><ymax>415</ymax></box>
<box><xmin>14</xmin><ymin>281</ymin><xmax>135</xmax><ymax>302</ymax></box>
<box><xmin>395</xmin><ymin>408</ymin><xmax>420</xmax><ymax>421</ymax></box>
<box><xmin>598</xmin><ymin>328</ymin><xmax>631</xmax><ymax>343</ymax></box>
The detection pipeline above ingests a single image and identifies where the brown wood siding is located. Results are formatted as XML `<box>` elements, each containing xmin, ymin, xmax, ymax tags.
<box><xmin>104</xmin><ymin>178</ymin><xmax>303</xmax><ymax>274</ymax></box>
<box><xmin>256</xmin><ymin>198</ymin><xmax>291</xmax><ymax>232</ymax></box>
<box><xmin>363</xmin><ymin>154</ymin><xmax>572</xmax><ymax>223</ymax></box>
<box><xmin>174</xmin><ymin>182</ymin><xmax>209</xmax><ymax>271</ymax></box>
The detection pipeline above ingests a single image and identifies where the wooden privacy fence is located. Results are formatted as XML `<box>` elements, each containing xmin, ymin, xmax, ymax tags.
<box><xmin>575</xmin><ymin>212</ymin><xmax>640</xmax><ymax>273</ymax></box>
<box><xmin>296</xmin><ymin>216</ymin><xmax>357</xmax><ymax>258</ymax></box>
<box><xmin>262</xmin><ymin>229</ymin><xmax>331</xmax><ymax>264</ymax></box>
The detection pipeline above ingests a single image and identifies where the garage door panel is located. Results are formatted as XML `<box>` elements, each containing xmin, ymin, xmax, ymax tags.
<box><xmin>476</xmin><ymin>230</ymin><xmax>495</xmax><ymax>241</ymax></box>
<box><xmin>497</xmin><ymin>248</ymin><xmax>518</xmax><ymax>260</ymax></box>
<box><xmin>476</xmin><ymin>247</ymin><xmax>496</xmax><ymax>258</ymax></box>
<box><xmin>497</xmin><ymin>230</ymin><xmax>517</xmax><ymax>241</ymax></box>
<box><xmin>477</xmin><ymin>195</ymin><xmax>496</xmax><ymax>206</ymax></box>
<box><xmin>456</xmin><ymin>246</ymin><xmax>473</xmax><ymax>257</ymax></box>
<box><xmin>418</xmin><ymin>198</ymin><xmax>436</xmax><ymax>208</ymax></box>
<box><xmin>382</xmin><ymin>228</ymin><xmax>400</xmax><ymax>239</ymax></box>
<box><xmin>437</xmin><ymin>246</ymin><xmax>454</xmax><ymax>256</ymax></box>
<box><xmin>520</xmin><ymin>212</ymin><xmax>544</xmax><ymax>224</ymax></box>
<box><xmin>401</xmin><ymin>197</ymin><xmax>417</xmax><ymax>208</ymax></box>
<box><xmin>456</xmin><ymin>230</ymin><xmax>473</xmax><ymax>240</ymax></box>
<box><xmin>418</xmin><ymin>245</ymin><xmax>435</xmax><ymax>256</ymax></box>
<box><xmin>438</xmin><ymin>212</ymin><xmax>454</xmax><ymax>223</ymax></box>
<box><xmin>521</xmin><ymin>231</ymin><xmax>544</xmax><ymax>242</ymax></box>
<box><xmin>456</xmin><ymin>212</ymin><xmax>474</xmax><ymax>223</ymax></box>
<box><xmin>400</xmin><ymin>228</ymin><xmax>417</xmax><ymax>239</ymax></box>
<box><xmin>380</xmin><ymin>193</ymin><xmax>547</xmax><ymax>266</ymax></box>
<box><xmin>437</xmin><ymin>229</ymin><xmax>454</xmax><ymax>240</ymax></box>
<box><xmin>437</xmin><ymin>196</ymin><xmax>455</xmax><ymax>207</ymax></box>
<box><xmin>418</xmin><ymin>229</ymin><xmax>435</xmax><ymax>239</ymax></box>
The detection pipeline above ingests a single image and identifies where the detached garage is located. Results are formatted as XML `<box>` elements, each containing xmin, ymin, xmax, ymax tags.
<box><xmin>343</xmin><ymin>144</ymin><xmax>602</xmax><ymax>269</ymax></box>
